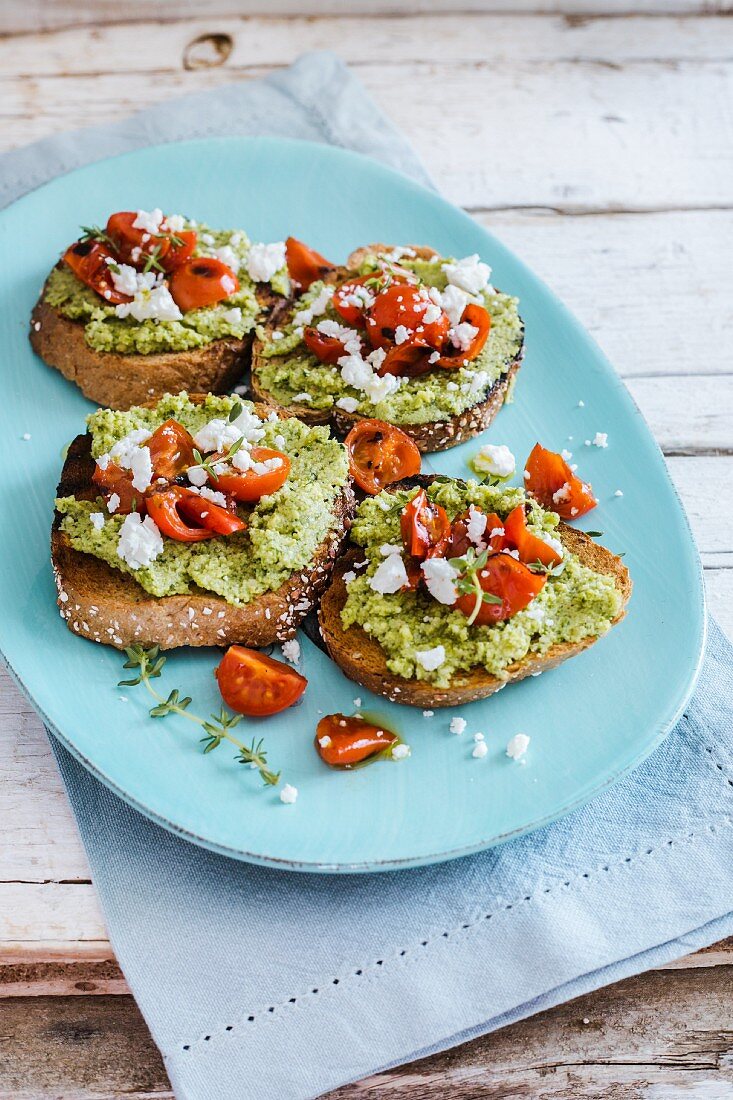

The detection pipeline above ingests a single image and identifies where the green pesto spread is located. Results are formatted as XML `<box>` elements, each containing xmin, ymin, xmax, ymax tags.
<box><xmin>44</xmin><ymin>223</ymin><xmax>288</xmax><ymax>356</ymax></box>
<box><xmin>255</xmin><ymin>254</ymin><xmax>524</xmax><ymax>426</ymax></box>
<box><xmin>55</xmin><ymin>393</ymin><xmax>349</xmax><ymax>607</ymax></box>
<box><xmin>341</xmin><ymin>480</ymin><xmax>622</xmax><ymax>688</ymax></box>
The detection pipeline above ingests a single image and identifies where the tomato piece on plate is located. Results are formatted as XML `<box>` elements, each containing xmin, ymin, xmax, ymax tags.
<box><xmin>215</xmin><ymin>645</ymin><xmax>307</xmax><ymax>717</ymax></box>
<box><xmin>147</xmin><ymin>419</ymin><xmax>196</xmax><ymax>481</ymax></box>
<box><xmin>92</xmin><ymin>460</ymin><xmax>143</xmax><ymax>516</ymax></box>
<box><xmin>161</xmin><ymin>229</ymin><xmax>197</xmax><ymax>271</ymax></box>
<box><xmin>169</xmin><ymin>257</ymin><xmax>239</xmax><ymax>311</ymax></box>
<box><xmin>365</xmin><ymin>284</ymin><xmax>450</xmax><ymax>351</ymax></box>
<box><xmin>345</xmin><ymin>419</ymin><xmax>421</xmax><ymax>495</ymax></box>
<box><xmin>106</xmin><ymin>211</ymin><xmax>170</xmax><ymax>266</ymax></box>
<box><xmin>63</xmin><ymin>241</ymin><xmax>130</xmax><ymax>305</ymax></box>
<box><xmin>400</xmin><ymin>487</ymin><xmax>451</xmax><ymax>560</ymax></box>
<box><xmin>176</xmin><ymin>493</ymin><xmax>246</xmax><ymax>536</ymax></box>
<box><xmin>285</xmin><ymin>237</ymin><xmax>335</xmax><ymax>290</ymax></box>
<box><xmin>377</xmin><ymin>341</ymin><xmax>434</xmax><ymax>378</ymax></box>
<box><xmin>503</xmin><ymin>505</ymin><xmax>563</xmax><ymax>568</ymax></box>
<box><xmin>447</xmin><ymin>508</ymin><xmax>506</xmax><ymax>559</ymax></box>
<box><xmin>145</xmin><ymin>486</ymin><xmax>215</xmax><ymax>542</ymax></box>
<box><xmin>302</xmin><ymin>326</ymin><xmax>347</xmax><ymax>365</ymax></box>
<box><xmin>434</xmin><ymin>302</ymin><xmax>492</xmax><ymax>368</ymax></box>
<box><xmin>315</xmin><ymin>714</ymin><xmax>397</xmax><ymax>767</ymax></box>
<box><xmin>524</xmin><ymin>443</ymin><xmax>597</xmax><ymax>519</ymax></box>
<box><xmin>210</xmin><ymin>448</ymin><xmax>291</xmax><ymax>502</ymax></box>
<box><xmin>333</xmin><ymin>271</ymin><xmax>410</xmax><ymax>327</ymax></box>
<box><xmin>453</xmin><ymin>553</ymin><xmax>546</xmax><ymax>625</ymax></box>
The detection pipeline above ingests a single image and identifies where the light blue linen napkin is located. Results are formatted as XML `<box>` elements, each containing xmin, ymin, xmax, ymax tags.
<box><xmin>6</xmin><ymin>51</ymin><xmax>732</xmax><ymax>1100</ymax></box>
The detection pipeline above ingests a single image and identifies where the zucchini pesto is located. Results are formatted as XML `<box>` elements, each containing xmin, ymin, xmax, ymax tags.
<box><xmin>342</xmin><ymin>481</ymin><xmax>622</xmax><ymax>689</ymax></box>
<box><xmin>256</xmin><ymin>250</ymin><xmax>523</xmax><ymax>426</ymax></box>
<box><xmin>45</xmin><ymin>210</ymin><xmax>290</xmax><ymax>355</ymax></box>
<box><xmin>56</xmin><ymin>394</ymin><xmax>349</xmax><ymax>606</ymax></box>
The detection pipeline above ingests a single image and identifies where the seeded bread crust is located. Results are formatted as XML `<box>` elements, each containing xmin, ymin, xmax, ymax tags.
<box><xmin>317</xmin><ymin>479</ymin><xmax>631</xmax><ymax>708</ymax></box>
<box><xmin>30</xmin><ymin>270</ymin><xmax>280</xmax><ymax>411</ymax></box>
<box><xmin>51</xmin><ymin>400</ymin><xmax>355</xmax><ymax>651</ymax></box>
<box><xmin>250</xmin><ymin>244</ymin><xmax>524</xmax><ymax>453</ymax></box>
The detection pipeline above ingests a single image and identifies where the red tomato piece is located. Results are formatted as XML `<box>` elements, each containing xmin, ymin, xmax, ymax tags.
<box><xmin>302</xmin><ymin>326</ymin><xmax>347</xmax><ymax>365</ymax></box>
<box><xmin>333</xmin><ymin>271</ymin><xmax>410</xmax><ymax>327</ymax></box>
<box><xmin>211</xmin><ymin>448</ymin><xmax>291</xmax><ymax>502</ymax></box>
<box><xmin>453</xmin><ymin>553</ymin><xmax>546</xmax><ymax>625</ymax></box>
<box><xmin>169</xmin><ymin>257</ymin><xmax>239</xmax><ymax>311</ymax></box>
<box><xmin>92</xmin><ymin>460</ymin><xmax>143</xmax><ymax>516</ymax></box>
<box><xmin>176</xmin><ymin>493</ymin><xmax>246</xmax><ymax>537</ymax></box>
<box><xmin>376</xmin><ymin>342</ymin><xmax>434</xmax><ymax>378</ymax></box>
<box><xmin>147</xmin><ymin>419</ymin><xmax>196</xmax><ymax>481</ymax></box>
<box><xmin>215</xmin><ymin>645</ymin><xmax>307</xmax><ymax>717</ymax></box>
<box><xmin>285</xmin><ymin>237</ymin><xmax>335</xmax><ymax>290</ymax></box>
<box><xmin>145</xmin><ymin>486</ymin><xmax>215</xmax><ymax>542</ymax></box>
<box><xmin>503</xmin><ymin>505</ymin><xmax>563</xmax><ymax>568</ymax></box>
<box><xmin>434</xmin><ymin>303</ymin><xmax>492</xmax><ymax>368</ymax></box>
<box><xmin>63</xmin><ymin>241</ymin><xmax>130</xmax><ymax>305</ymax></box>
<box><xmin>446</xmin><ymin>509</ymin><xmax>506</xmax><ymax>559</ymax></box>
<box><xmin>161</xmin><ymin>229</ymin><xmax>197</xmax><ymax>271</ymax></box>
<box><xmin>315</xmin><ymin>714</ymin><xmax>397</xmax><ymax>767</ymax></box>
<box><xmin>365</xmin><ymin>284</ymin><xmax>450</xmax><ymax>351</ymax></box>
<box><xmin>106</xmin><ymin>211</ymin><xmax>170</xmax><ymax>266</ymax></box>
<box><xmin>524</xmin><ymin>443</ymin><xmax>597</xmax><ymax>520</ymax></box>
<box><xmin>400</xmin><ymin>488</ymin><xmax>452</xmax><ymax>560</ymax></box>
<box><xmin>345</xmin><ymin>419</ymin><xmax>421</xmax><ymax>495</ymax></box>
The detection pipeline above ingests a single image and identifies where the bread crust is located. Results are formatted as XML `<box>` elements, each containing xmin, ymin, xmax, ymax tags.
<box><xmin>250</xmin><ymin>243</ymin><xmax>524</xmax><ymax>453</ymax></box>
<box><xmin>52</xmin><ymin>401</ymin><xmax>355</xmax><ymax>651</ymax></box>
<box><xmin>317</xmin><ymin>490</ymin><xmax>632</xmax><ymax>708</ymax></box>
<box><xmin>30</xmin><ymin>273</ymin><xmax>281</xmax><ymax>411</ymax></box>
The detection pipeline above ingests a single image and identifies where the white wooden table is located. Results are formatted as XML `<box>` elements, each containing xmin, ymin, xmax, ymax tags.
<box><xmin>1</xmin><ymin>4</ymin><xmax>732</xmax><ymax>1096</ymax></box>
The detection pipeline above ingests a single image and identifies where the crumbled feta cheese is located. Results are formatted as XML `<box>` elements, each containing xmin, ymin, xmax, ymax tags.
<box><xmin>474</xmin><ymin>732</ymin><xmax>485</xmax><ymax>742</ymax></box>
<box><xmin>107</xmin><ymin>493</ymin><xmax>120</xmax><ymax>514</ymax></box>
<box><xmin>552</xmin><ymin>482</ymin><xmax>571</xmax><ymax>505</ymax></box>
<box><xmin>335</xmin><ymin>396</ymin><xmax>359</xmax><ymax>413</ymax></box>
<box><xmin>423</xmin><ymin>710</ymin><xmax>434</xmax><ymax>718</ymax></box>
<box><xmin>391</xmin><ymin>743</ymin><xmax>411</xmax><ymax>761</ymax></box>
<box><xmin>89</xmin><ymin>512</ymin><xmax>105</xmax><ymax>531</ymax></box>
<box><xmin>379</xmin><ymin>543</ymin><xmax>403</xmax><ymax>556</ymax></box>
<box><xmin>442</xmin><ymin>254</ymin><xmax>492</xmax><ymax>295</ymax></box>
<box><xmin>279</xmin><ymin>783</ymin><xmax>298</xmax><ymax>804</ymax></box>
<box><xmin>22</xmin><ymin>432</ymin><xmax>31</xmax><ymax>441</ymax></box>
<box><xmin>421</xmin><ymin>557</ymin><xmax>459</xmax><ymax>604</ymax></box>
<box><xmin>197</xmin><ymin>486</ymin><xmax>227</xmax><ymax>506</ymax></box>
<box><xmin>187</xmin><ymin>465</ymin><xmax>208</xmax><ymax>487</ymax></box>
<box><xmin>506</xmin><ymin>733</ymin><xmax>530</xmax><ymax>760</ymax></box>
<box><xmin>164</xmin><ymin>213</ymin><xmax>185</xmax><ymax>233</ymax></box>
<box><xmin>115</xmin><ymin>281</ymin><xmax>183</xmax><ymax>323</ymax></box>
<box><xmin>293</xmin><ymin>284</ymin><xmax>333</xmax><ymax>326</ymax></box>
<box><xmin>128</xmin><ymin>446</ymin><xmax>153</xmax><ymax>492</ymax></box>
<box><xmin>221</xmin><ymin>307</ymin><xmax>242</xmax><ymax>325</ymax></box>
<box><xmin>342</xmin><ymin>570</ymin><xmax>356</xmax><ymax>585</ymax></box>
<box><xmin>132</xmin><ymin>208</ymin><xmax>164</xmax><ymax>234</ymax></box>
<box><xmin>369</xmin><ymin>554</ymin><xmax>409</xmax><ymax>595</ymax></box>
<box><xmin>561</xmin><ymin>449</ymin><xmax>573</xmax><ymax>462</ymax></box>
<box><xmin>293</xmin><ymin>393</ymin><xmax>313</xmax><ymax>403</ymax></box>
<box><xmin>439</xmin><ymin>283</ymin><xmax>471</xmax><ymax>326</ymax></box>
<box><xmin>107</xmin><ymin>261</ymin><xmax>148</xmax><ymax>298</ymax></box>
<box><xmin>353</xmin><ymin>697</ymin><xmax>362</xmax><ymax>708</ymax></box>
<box><xmin>614</xmin><ymin>489</ymin><xmax>624</xmax><ymax>497</ymax></box>
<box><xmin>592</xmin><ymin>432</ymin><xmax>608</xmax><ymax>448</ymax></box>
<box><xmin>472</xmin><ymin>741</ymin><xmax>488</xmax><ymax>759</ymax></box>
<box><xmin>318</xmin><ymin>735</ymin><xmax>332</xmax><ymax>748</ymax></box>
<box><xmin>450</xmin><ymin>716</ymin><xmax>467</xmax><ymax>735</ymax></box>
<box><xmin>394</xmin><ymin>324</ymin><xmax>411</xmax><ymax>345</ymax></box>
<box><xmin>106</xmin><ymin>428</ymin><xmax>152</xmax><ymax>468</ymax></box>
<box><xmin>245</xmin><ymin>241</ymin><xmax>286</xmax><ymax>283</ymax></box>
<box><xmin>281</xmin><ymin>639</ymin><xmax>300</xmax><ymax>665</ymax></box>
<box><xmin>578</xmin><ymin>400</ymin><xmax>585</xmax><ymax>407</ymax></box>
<box><xmin>472</xmin><ymin>443</ymin><xmax>515</xmax><ymax>479</ymax></box>
<box><xmin>466</xmin><ymin>504</ymin><xmax>488</xmax><ymax>548</ymax></box>
<box><xmin>116</xmin><ymin>513</ymin><xmax>164</xmax><ymax>570</ymax></box>
<box><xmin>415</xmin><ymin>644</ymin><xmax>446</xmax><ymax>671</ymax></box>
<box><xmin>449</xmin><ymin>321</ymin><xmax>479</xmax><ymax>351</ymax></box>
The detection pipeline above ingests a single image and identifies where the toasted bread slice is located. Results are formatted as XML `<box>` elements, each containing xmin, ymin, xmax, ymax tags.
<box><xmin>318</xmin><ymin>485</ymin><xmax>631</xmax><ymax>708</ymax></box>
<box><xmin>30</xmin><ymin>274</ymin><xmax>280</xmax><ymax>411</ymax></box>
<box><xmin>52</xmin><ymin>400</ymin><xmax>355</xmax><ymax>651</ymax></box>
<box><xmin>251</xmin><ymin>244</ymin><xmax>524</xmax><ymax>453</ymax></box>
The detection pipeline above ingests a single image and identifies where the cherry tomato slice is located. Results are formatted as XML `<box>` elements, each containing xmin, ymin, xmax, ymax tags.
<box><xmin>453</xmin><ymin>553</ymin><xmax>546</xmax><ymax>625</ymax></box>
<box><xmin>315</xmin><ymin>714</ymin><xmax>396</xmax><ymax>767</ymax></box>
<box><xmin>434</xmin><ymin>303</ymin><xmax>492</xmax><ymax>368</ymax></box>
<box><xmin>400</xmin><ymin>488</ymin><xmax>452</xmax><ymax>560</ymax></box>
<box><xmin>210</xmin><ymin>448</ymin><xmax>291</xmax><ymax>502</ymax></box>
<box><xmin>524</xmin><ymin>443</ymin><xmax>597</xmax><ymax>520</ymax></box>
<box><xmin>215</xmin><ymin>645</ymin><xmax>307</xmax><ymax>717</ymax></box>
<box><xmin>63</xmin><ymin>241</ymin><xmax>130</xmax><ymax>305</ymax></box>
<box><xmin>147</xmin><ymin>419</ymin><xmax>196</xmax><ymax>481</ymax></box>
<box><xmin>92</xmin><ymin>460</ymin><xmax>143</xmax><ymax>516</ymax></box>
<box><xmin>169</xmin><ymin>257</ymin><xmax>239</xmax><ymax>311</ymax></box>
<box><xmin>503</xmin><ymin>505</ymin><xmax>563</xmax><ymax>568</ymax></box>
<box><xmin>302</xmin><ymin>326</ymin><xmax>347</xmax><ymax>365</ymax></box>
<box><xmin>447</xmin><ymin>509</ymin><xmax>506</xmax><ymax>558</ymax></box>
<box><xmin>145</xmin><ymin>486</ymin><xmax>215</xmax><ymax>542</ymax></box>
<box><xmin>333</xmin><ymin>272</ymin><xmax>409</xmax><ymax>327</ymax></box>
<box><xmin>161</xmin><ymin>229</ymin><xmax>197</xmax><ymax>271</ymax></box>
<box><xmin>177</xmin><ymin>493</ymin><xmax>246</xmax><ymax>536</ymax></box>
<box><xmin>285</xmin><ymin>237</ymin><xmax>335</xmax><ymax>291</ymax></box>
<box><xmin>366</xmin><ymin>284</ymin><xmax>450</xmax><ymax>351</ymax></box>
<box><xmin>377</xmin><ymin>341</ymin><xmax>433</xmax><ymax>378</ymax></box>
<box><xmin>345</xmin><ymin>419</ymin><xmax>421</xmax><ymax>495</ymax></box>
<box><xmin>106</xmin><ymin>211</ymin><xmax>170</xmax><ymax>266</ymax></box>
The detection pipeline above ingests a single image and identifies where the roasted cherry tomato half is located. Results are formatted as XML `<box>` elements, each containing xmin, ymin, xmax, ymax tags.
<box><xmin>92</xmin><ymin>460</ymin><xmax>143</xmax><ymax>516</ymax></box>
<box><xmin>147</xmin><ymin>419</ymin><xmax>196</xmax><ymax>481</ymax></box>
<box><xmin>453</xmin><ymin>553</ymin><xmax>546</xmax><ymax>625</ymax></box>
<box><xmin>211</xmin><ymin>448</ymin><xmax>291</xmax><ymax>502</ymax></box>
<box><xmin>106</xmin><ymin>211</ymin><xmax>169</xmax><ymax>266</ymax></box>
<box><xmin>216</xmin><ymin>645</ymin><xmax>307</xmax><ymax>717</ymax></box>
<box><xmin>376</xmin><ymin>341</ymin><xmax>433</xmax><ymax>378</ymax></box>
<box><xmin>333</xmin><ymin>272</ymin><xmax>410</xmax><ymax>327</ymax></box>
<box><xmin>285</xmin><ymin>237</ymin><xmax>335</xmax><ymax>291</ymax></box>
<box><xmin>345</xmin><ymin>419</ymin><xmax>421</xmax><ymax>496</ymax></box>
<box><xmin>63</xmin><ymin>241</ymin><xmax>130</xmax><ymax>305</ymax></box>
<box><xmin>176</xmin><ymin>493</ymin><xmax>247</xmax><ymax>537</ymax></box>
<box><xmin>446</xmin><ymin>508</ymin><xmax>506</xmax><ymax>559</ymax></box>
<box><xmin>169</xmin><ymin>257</ymin><xmax>239</xmax><ymax>312</ymax></box>
<box><xmin>161</xmin><ymin>229</ymin><xmax>198</xmax><ymax>271</ymax></box>
<box><xmin>503</xmin><ymin>505</ymin><xmax>563</xmax><ymax>569</ymax></box>
<box><xmin>315</xmin><ymin>714</ymin><xmax>397</xmax><ymax>768</ymax></box>
<box><xmin>302</xmin><ymin>326</ymin><xmax>347</xmax><ymax>365</ymax></box>
<box><xmin>434</xmin><ymin>302</ymin><xmax>492</xmax><ymax>368</ymax></box>
<box><xmin>365</xmin><ymin>284</ymin><xmax>450</xmax><ymax>351</ymax></box>
<box><xmin>400</xmin><ymin>487</ymin><xmax>452</xmax><ymax>560</ymax></box>
<box><xmin>145</xmin><ymin>486</ymin><xmax>216</xmax><ymax>542</ymax></box>
<box><xmin>524</xmin><ymin>443</ymin><xmax>597</xmax><ymax>520</ymax></box>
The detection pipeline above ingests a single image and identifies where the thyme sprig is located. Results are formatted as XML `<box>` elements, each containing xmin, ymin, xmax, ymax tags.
<box><xmin>141</xmin><ymin>245</ymin><xmax>167</xmax><ymax>275</ymax></box>
<box><xmin>80</xmin><ymin>224</ymin><xmax>115</xmax><ymax>248</ymax></box>
<box><xmin>119</xmin><ymin>645</ymin><xmax>280</xmax><ymax>787</ymax></box>
<box><xmin>191</xmin><ymin>436</ymin><xmax>244</xmax><ymax>482</ymax></box>
<box><xmin>448</xmin><ymin>547</ymin><xmax>503</xmax><ymax>626</ymax></box>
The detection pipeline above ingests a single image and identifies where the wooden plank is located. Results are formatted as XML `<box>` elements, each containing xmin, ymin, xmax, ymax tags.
<box><xmin>2</xmin><ymin>964</ymin><xmax>733</xmax><ymax>1098</ymax></box>
<box><xmin>2</xmin><ymin>60</ymin><xmax>731</xmax><ymax>212</ymax></box>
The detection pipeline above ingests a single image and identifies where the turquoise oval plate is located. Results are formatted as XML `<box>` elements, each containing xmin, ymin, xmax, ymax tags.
<box><xmin>0</xmin><ymin>137</ymin><xmax>705</xmax><ymax>871</ymax></box>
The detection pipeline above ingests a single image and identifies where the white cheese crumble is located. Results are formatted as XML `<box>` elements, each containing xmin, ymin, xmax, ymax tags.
<box><xmin>415</xmin><ymin>644</ymin><xmax>446</xmax><ymax>671</ymax></box>
<box><xmin>561</xmin><ymin>449</ymin><xmax>573</xmax><ymax>462</ymax></box>
<box><xmin>449</xmin><ymin>716</ymin><xmax>467</xmax><ymax>735</ymax></box>
<box><xmin>318</xmin><ymin>735</ymin><xmax>332</xmax><ymax>748</ymax></box>
<box><xmin>293</xmin><ymin>284</ymin><xmax>333</xmax><ymax>327</ymax></box>
<box><xmin>421</xmin><ymin>557</ymin><xmax>459</xmax><ymax>604</ymax></box>
<box><xmin>281</xmin><ymin>639</ymin><xmax>301</xmax><ymax>665</ymax></box>
<box><xmin>132</xmin><ymin>208</ymin><xmax>164</xmax><ymax>234</ymax></box>
<box><xmin>115</xmin><ymin>279</ymin><xmax>183</xmax><ymax>323</ymax></box>
<box><xmin>466</xmin><ymin>504</ymin><xmax>488</xmax><ymax>548</ymax></box>
<box><xmin>187</xmin><ymin>465</ymin><xmax>209</xmax><ymax>487</ymax></box>
<box><xmin>442</xmin><ymin>254</ymin><xmax>492</xmax><ymax>295</ymax></box>
<box><xmin>116</xmin><ymin>513</ymin><xmax>164</xmax><ymax>570</ymax></box>
<box><xmin>221</xmin><ymin>307</ymin><xmax>242</xmax><ymax>325</ymax></box>
<box><xmin>472</xmin><ymin>741</ymin><xmax>488</xmax><ymax>759</ymax></box>
<box><xmin>449</xmin><ymin>321</ymin><xmax>479</xmax><ymax>351</ymax></box>
<box><xmin>391</xmin><ymin>743</ymin><xmax>411</xmax><ymax>761</ymax></box>
<box><xmin>246</xmin><ymin>241</ymin><xmax>286</xmax><ymax>283</ymax></box>
<box><xmin>438</xmin><ymin>283</ymin><xmax>471</xmax><ymax>327</ymax></box>
<box><xmin>279</xmin><ymin>783</ymin><xmax>298</xmax><ymax>804</ymax></box>
<box><xmin>128</xmin><ymin>446</ymin><xmax>153</xmax><ymax>492</ymax></box>
<box><xmin>614</xmin><ymin>489</ymin><xmax>624</xmax><ymax>497</ymax></box>
<box><xmin>472</xmin><ymin>443</ymin><xmax>515</xmax><ymax>479</ymax></box>
<box><xmin>506</xmin><ymin>733</ymin><xmax>530</xmax><ymax>760</ymax></box>
<box><xmin>342</xmin><ymin>570</ymin><xmax>356</xmax><ymax>585</ymax></box>
<box><xmin>89</xmin><ymin>512</ymin><xmax>105</xmax><ymax>531</ymax></box>
<box><xmin>335</xmin><ymin>396</ymin><xmax>360</xmax><ymax>413</ymax></box>
<box><xmin>193</xmin><ymin>406</ymin><xmax>265</xmax><ymax>453</ymax></box>
<box><xmin>107</xmin><ymin>493</ymin><xmax>120</xmax><ymax>514</ymax></box>
<box><xmin>369</xmin><ymin>554</ymin><xmax>409</xmax><ymax>595</ymax></box>
<box><xmin>293</xmin><ymin>393</ymin><xmax>313</xmax><ymax>403</ymax></box>
<box><xmin>394</xmin><ymin>324</ymin><xmax>411</xmax><ymax>345</ymax></box>
<box><xmin>592</xmin><ymin>432</ymin><xmax>609</xmax><ymax>448</ymax></box>
<box><xmin>379</xmin><ymin>543</ymin><xmax>403</xmax><ymax>556</ymax></box>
